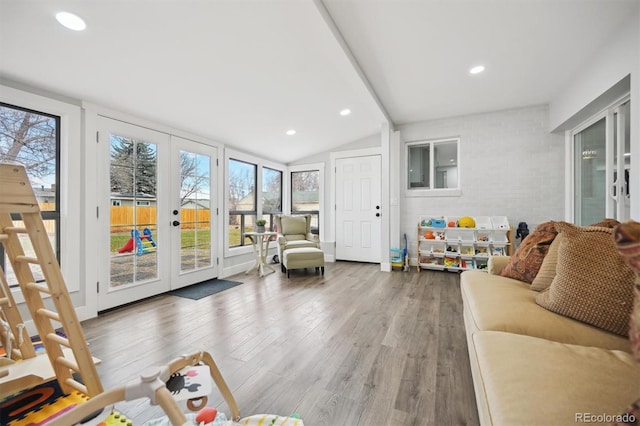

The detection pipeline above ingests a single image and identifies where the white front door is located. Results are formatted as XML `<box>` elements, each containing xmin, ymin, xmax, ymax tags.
<box><xmin>97</xmin><ymin>118</ymin><xmax>218</xmax><ymax>310</ymax></box>
<box><xmin>335</xmin><ymin>155</ymin><xmax>381</xmax><ymax>263</ymax></box>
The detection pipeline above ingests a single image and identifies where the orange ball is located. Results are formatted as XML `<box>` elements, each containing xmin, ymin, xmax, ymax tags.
<box><xmin>447</xmin><ymin>221</ymin><xmax>456</xmax><ymax>227</ymax></box>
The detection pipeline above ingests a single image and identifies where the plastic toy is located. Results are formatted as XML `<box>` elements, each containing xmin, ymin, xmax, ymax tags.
<box><xmin>431</xmin><ymin>218</ymin><xmax>446</xmax><ymax>228</ymax></box>
<box><xmin>196</xmin><ymin>407</ymin><xmax>218</xmax><ymax>423</ymax></box>
<box><xmin>458</xmin><ymin>216</ymin><xmax>476</xmax><ymax>228</ymax></box>
<box><xmin>444</xmin><ymin>256</ymin><xmax>460</xmax><ymax>267</ymax></box>
<box><xmin>447</xmin><ymin>221</ymin><xmax>456</xmax><ymax>227</ymax></box>
<box><xmin>118</xmin><ymin>227</ymin><xmax>157</xmax><ymax>255</ymax></box>
<box><xmin>424</xmin><ymin>231</ymin><xmax>435</xmax><ymax>239</ymax></box>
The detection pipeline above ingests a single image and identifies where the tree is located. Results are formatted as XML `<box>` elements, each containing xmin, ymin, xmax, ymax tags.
<box><xmin>179</xmin><ymin>152</ymin><xmax>210</xmax><ymax>206</ymax></box>
<box><xmin>0</xmin><ymin>105</ymin><xmax>57</xmax><ymax>180</ymax></box>
<box><xmin>109</xmin><ymin>136</ymin><xmax>157</xmax><ymax>195</ymax></box>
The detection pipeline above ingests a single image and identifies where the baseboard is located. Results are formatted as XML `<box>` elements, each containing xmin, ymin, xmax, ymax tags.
<box><xmin>221</xmin><ymin>261</ymin><xmax>255</xmax><ymax>278</ymax></box>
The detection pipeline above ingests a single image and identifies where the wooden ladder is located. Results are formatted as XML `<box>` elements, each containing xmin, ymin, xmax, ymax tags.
<box><xmin>0</xmin><ymin>164</ymin><xmax>103</xmax><ymax>396</ymax></box>
<box><xmin>0</xmin><ymin>261</ymin><xmax>36</xmax><ymax>361</ymax></box>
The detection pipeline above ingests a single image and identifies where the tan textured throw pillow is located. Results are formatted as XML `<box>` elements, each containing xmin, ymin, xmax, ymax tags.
<box><xmin>530</xmin><ymin>237</ymin><xmax>560</xmax><ymax>291</ymax></box>
<box><xmin>529</xmin><ymin>219</ymin><xmax>619</xmax><ymax>292</ymax></box>
<box><xmin>500</xmin><ymin>221</ymin><xmax>558</xmax><ymax>283</ymax></box>
<box><xmin>535</xmin><ymin>222</ymin><xmax>636</xmax><ymax>336</ymax></box>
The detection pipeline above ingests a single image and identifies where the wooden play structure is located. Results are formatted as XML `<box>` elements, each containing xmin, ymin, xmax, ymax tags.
<box><xmin>0</xmin><ymin>164</ymin><xmax>242</xmax><ymax>425</ymax></box>
<box><xmin>0</xmin><ymin>163</ymin><xmax>103</xmax><ymax>399</ymax></box>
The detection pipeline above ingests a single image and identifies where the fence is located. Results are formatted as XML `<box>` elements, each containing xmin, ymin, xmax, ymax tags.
<box><xmin>110</xmin><ymin>206</ymin><xmax>210</xmax><ymax>231</ymax></box>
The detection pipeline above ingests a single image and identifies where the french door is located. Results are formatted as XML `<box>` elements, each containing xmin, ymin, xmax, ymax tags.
<box><xmin>97</xmin><ymin>118</ymin><xmax>217</xmax><ymax>310</ymax></box>
<box><xmin>571</xmin><ymin>97</ymin><xmax>630</xmax><ymax>225</ymax></box>
<box><xmin>335</xmin><ymin>155</ymin><xmax>381</xmax><ymax>263</ymax></box>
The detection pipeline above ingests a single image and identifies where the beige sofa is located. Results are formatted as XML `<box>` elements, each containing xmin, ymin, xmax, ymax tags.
<box><xmin>461</xmin><ymin>256</ymin><xmax>640</xmax><ymax>426</ymax></box>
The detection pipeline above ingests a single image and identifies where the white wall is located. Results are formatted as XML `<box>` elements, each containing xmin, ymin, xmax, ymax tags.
<box><xmin>399</xmin><ymin>105</ymin><xmax>565</xmax><ymax>261</ymax></box>
<box><xmin>550</xmin><ymin>13</ymin><xmax>639</xmax><ymax>132</ymax></box>
<box><xmin>550</xmin><ymin>10</ymin><xmax>640</xmax><ymax>220</ymax></box>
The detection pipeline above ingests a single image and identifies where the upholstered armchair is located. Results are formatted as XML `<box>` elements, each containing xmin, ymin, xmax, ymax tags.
<box><xmin>273</xmin><ymin>214</ymin><xmax>320</xmax><ymax>261</ymax></box>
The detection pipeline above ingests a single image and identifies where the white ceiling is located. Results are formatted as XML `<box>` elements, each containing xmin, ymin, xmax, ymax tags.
<box><xmin>1</xmin><ymin>0</ymin><xmax>637</xmax><ymax>163</ymax></box>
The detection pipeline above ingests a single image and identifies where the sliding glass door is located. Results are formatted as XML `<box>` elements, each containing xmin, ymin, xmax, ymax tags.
<box><xmin>572</xmin><ymin>97</ymin><xmax>630</xmax><ymax>225</ymax></box>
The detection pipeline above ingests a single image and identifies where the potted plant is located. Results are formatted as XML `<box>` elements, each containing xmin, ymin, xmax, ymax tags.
<box><xmin>255</xmin><ymin>219</ymin><xmax>267</xmax><ymax>233</ymax></box>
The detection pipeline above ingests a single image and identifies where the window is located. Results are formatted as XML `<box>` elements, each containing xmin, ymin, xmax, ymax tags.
<box><xmin>262</xmin><ymin>167</ymin><xmax>282</xmax><ymax>231</ymax></box>
<box><xmin>228</xmin><ymin>158</ymin><xmax>257</xmax><ymax>247</ymax></box>
<box><xmin>0</xmin><ymin>102</ymin><xmax>60</xmax><ymax>286</ymax></box>
<box><xmin>406</xmin><ymin>137</ymin><xmax>460</xmax><ymax>195</ymax></box>
<box><xmin>291</xmin><ymin>170</ymin><xmax>320</xmax><ymax>234</ymax></box>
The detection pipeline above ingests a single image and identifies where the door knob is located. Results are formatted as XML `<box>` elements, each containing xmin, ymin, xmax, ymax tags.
<box><xmin>173</xmin><ymin>210</ymin><xmax>179</xmax><ymax>215</ymax></box>
<box><xmin>376</xmin><ymin>213</ymin><xmax>380</xmax><ymax>217</ymax></box>
<box><xmin>172</xmin><ymin>220</ymin><xmax>181</xmax><ymax>226</ymax></box>
<box><xmin>376</xmin><ymin>205</ymin><xmax>380</xmax><ymax>210</ymax></box>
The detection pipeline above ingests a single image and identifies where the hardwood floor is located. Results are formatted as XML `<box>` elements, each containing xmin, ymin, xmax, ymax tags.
<box><xmin>82</xmin><ymin>262</ymin><xmax>479</xmax><ymax>425</ymax></box>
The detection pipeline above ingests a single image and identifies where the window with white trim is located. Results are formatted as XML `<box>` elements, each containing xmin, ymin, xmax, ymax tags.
<box><xmin>406</xmin><ymin>137</ymin><xmax>460</xmax><ymax>196</ymax></box>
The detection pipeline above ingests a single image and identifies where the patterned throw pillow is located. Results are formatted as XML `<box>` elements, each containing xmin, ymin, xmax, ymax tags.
<box><xmin>500</xmin><ymin>221</ymin><xmax>558</xmax><ymax>283</ymax></box>
<box><xmin>530</xmin><ymin>237</ymin><xmax>560</xmax><ymax>291</ymax></box>
<box><xmin>535</xmin><ymin>222</ymin><xmax>636</xmax><ymax>336</ymax></box>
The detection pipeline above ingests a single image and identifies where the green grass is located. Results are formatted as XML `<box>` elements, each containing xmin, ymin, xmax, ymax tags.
<box><xmin>111</xmin><ymin>229</ymin><xmax>212</xmax><ymax>253</ymax></box>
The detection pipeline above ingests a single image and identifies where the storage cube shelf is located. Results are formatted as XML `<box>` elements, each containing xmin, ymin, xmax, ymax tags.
<box><xmin>417</xmin><ymin>215</ymin><xmax>512</xmax><ymax>273</ymax></box>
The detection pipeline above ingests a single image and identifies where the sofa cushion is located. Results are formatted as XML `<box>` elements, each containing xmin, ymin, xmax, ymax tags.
<box><xmin>536</xmin><ymin>223</ymin><xmax>635</xmax><ymax>336</ymax></box>
<box><xmin>461</xmin><ymin>270</ymin><xmax>630</xmax><ymax>351</ymax></box>
<box><xmin>472</xmin><ymin>331</ymin><xmax>640</xmax><ymax>426</ymax></box>
<box><xmin>500</xmin><ymin>221</ymin><xmax>558</xmax><ymax>283</ymax></box>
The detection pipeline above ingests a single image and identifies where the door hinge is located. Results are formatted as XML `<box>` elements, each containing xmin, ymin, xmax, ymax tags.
<box><xmin>96</xmin><ymin>282</ymin><xmax>99</xmax><ymax>293</ymax></box>
<box><xmin>216</xmin><ymin>158</ymin><xmax>219</xmax><ymax>166</ymax></box>
<box><xmin>96</xmin><ymin>206</ymin><xmax>99</xmax><ymax>218</ymax></box>
<box><xmin>96</xmin><ymin>131</ymin><xmax>99</xmax><ymax>143</ymax></box>
<box><xmin>216</xmin><ymin>207</ymin><xmax>219</xmax><ymax>215</ymax></box>
<box><xmin>216</xmin><ymin>258</ymin><xmax>219</xmax><ymax>265</ymax></box>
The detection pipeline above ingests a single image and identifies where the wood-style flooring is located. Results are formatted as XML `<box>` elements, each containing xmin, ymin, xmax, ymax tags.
<box><xmin>81</xmin><ymin>261</ymin><xmax>479</xmax><ymax>425</ymax></box>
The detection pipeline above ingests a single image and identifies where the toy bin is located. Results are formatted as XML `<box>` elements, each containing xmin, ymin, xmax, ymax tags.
<box><xmin>475</xmin><ymin>230</ymin><xmax>491</xmax><ymax>243</ymax></box>
<box><xmin>474</xmin><ymin>245</ymin><xmax>489</xmax><ymax>257</ymax></box>
<box><xmin>475</xmin><ymin>258</ymin><xmax>488</xmax><ymax>270</ymax></box>
<box><xmin>445</xmin><ymin>229</ymin><xmax>461</xmax><ymax>242</ymax></box>
<box><xmin>443</xmin><ymin>255</ymin><xmax>460</xmax><ymax>268</ymax></box>
<box><xmin>445</xmin><ymin>216</ymin><xmax>459</xmax><ymax>228</ymax></box>
<box><xmin>429</xmin><ymin>241</ymin><xmax>446</xmax><ymax>255</ymax></box>
<box><xmin>491</xmin><ymin>230</ymin><xmax>509</xmax><ymax>244</ymax></box>
<box><xmin>491</xmin><ymin>216</ymin><xmax>510</xmax><ymax>230</ymax></box>
<box><xmin>390</xmin><ymin>247</ymin><xmax>404</xmax><ymax>269</ymax></box>
<box><xmin>458</xmin><ymin>228</ymin><xmax>475</xmax><ymax>241</ymax></box>
<box><xmin>420</xmin><ymin>255</ymin><xmax>443</xmax><ymax>268</ymax></box>
<box><xmin>491</xmin><ymin>245</ymin><xmax>507</xmax><ymax>256</ymax></box>
<box><xmin>460</xmin><ymin>244</ymin><xmax>475</xmax><ymax>258</ymax></box>
<box><xmin>475</xmin><ymin>216</ymin><xmax>492</xmax><ymax>230</ymax></box>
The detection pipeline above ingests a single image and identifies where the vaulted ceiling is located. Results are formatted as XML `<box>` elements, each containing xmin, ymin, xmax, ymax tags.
<box><xmin>1</xmin><ymin>0</ymin><xmax>637</xmax><ymax>163</ymax></box>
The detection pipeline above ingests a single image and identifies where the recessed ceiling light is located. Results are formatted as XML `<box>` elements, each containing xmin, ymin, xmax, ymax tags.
<box><xmin>340</xmin><ymin>108</ymin><xmax>351</xmax><ymax>116</ymax></box>
<box><xmin>469</xmin><ymin>65</ymin><xmax>485</xmax><ymax>75</ymax></box>
<box><xmin>56</xmin><ymin>11</ymin><xmax>86</xmax><ymax>31</ymax></box>
<box><xmin>286</xmin><ymin>129</ymin><xmax>296</xmax><ymax>136</ymax></box>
